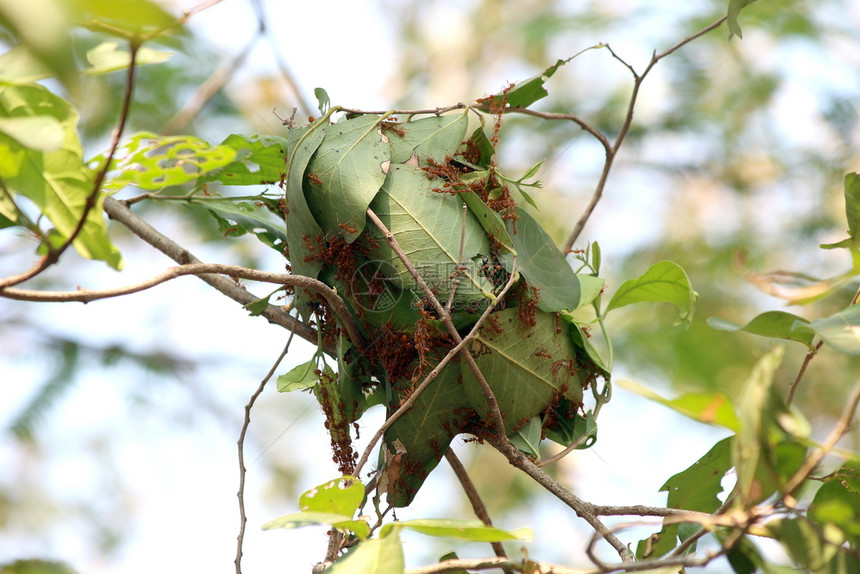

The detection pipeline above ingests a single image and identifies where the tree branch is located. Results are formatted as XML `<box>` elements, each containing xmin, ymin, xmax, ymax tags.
<box><xmin>99</xmin><ymin>196</ymin><xmax>321</xmax><ymax>346</ymax></box>
<box><xmin>444</xmin><ymin>449</ymin><xmax>509</xmax><ymax>563</ymax></box>
<box><xmin>236</xmin><ymin>333</ymin><xmax>294</xmax><ymax>574</ymax></box>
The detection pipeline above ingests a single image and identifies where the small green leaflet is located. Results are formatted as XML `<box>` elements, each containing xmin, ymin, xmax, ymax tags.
<box><xmin>605</xmin><ymin>260</ymin><xmax>697</xmax><ymax>324</ymax></box>
<box><xmin>508</xmin><ymin>417</ymin><xmax>542</xmax><ymax>457</ymax></box>
<box><xmin>727</xmin><ymin>0</ymin><xmax>760</xmax><ymax>39</ymax></box>
<box><xmin>314</xmin><ymin>87</ymin><xmax>330</xmax><ymax>114</ymax></box>
<box><xmin>277</xmin><ymin>359</ymin><xmax>318</xmax><ymax>392</ymax></box>
<box><xmin>708</xmin><ymin>311</ymin><xmax>816</xmax><ymax>349</ymax></box>
<box><xmin>480</xmin><ymin>58</ymin><xmax>573</xmax><ymax>109</ymax></box>
<box><xmin>199</xmin><ymin>199</ymin><xmax>287</xmax><ymax>251</ymax></box>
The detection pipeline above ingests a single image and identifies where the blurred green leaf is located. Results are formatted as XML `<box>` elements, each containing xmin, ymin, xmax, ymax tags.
<box><xmin>0</xmin><ymin>45</ymin><xmax>54</xmax><ymax>82</ymax></box>
<box><xmin>810</xmin><ymin>461</ymin><xmax>860</xmax><ymax>546</ymax></box>
<box><xmin>708</xmin><ymin>311</ymin><xmax>816</xmax><ymax>349</ymax></box>
<box><xmin>82</xmin><ymin>42</ymin><xmax>173</xmax><ymax>75</ymax></box>
<box><xmin>606</xmin><ymin>261</ymin><xmax>697</xmax><ymax>324</ymax></box>
<box><xmin>843</xmin><ymin>173</ymin><xmax>860</xmax><ymax>244</ymax></box>
<box><xmin>200</xmin><ymin>199</ymin><xmax>286</xmax><ymax>251</ymax></box>
<box><xmin>810</xmin><ymin>304</ymin><xmax>860</xmax><ymax>355</ymax></box>
<box><xmin>261</xmin><ymin>511</ymin><xmax>370</xmax><ymax>540</ymax></box>
<box><xmin>617</xmin><ymin>379</ymin><xmax>739</xmax><ymax>431</ymax></box>
<box><xmin>766</xmin><ymin>517</ymin><xmax>858</xmax><ymax>574</ymax></box>
<box><xmin>0</xmin><ymin>115</ymin><xmax>63</xmax><ymax>151</ymax></box>
<box><xmin>0</xmin><ymin>82</ymin><xmax>121</xmax><ymax>267</ymax></box>
<box><xmin>0</xmin><ymin>559</ymin><xmax>78</xmax><ymax>574</ymax></box>
<box><xmin>70</xmin><ymin>0</ymin><xmax>178</xmax><ymax>38</ymax></box>
<box><xmin>200</xmin><ymin>134</ymin><xmax>288</xmax><ymax>186</ymax></box>
<box><xmin>314</xmin><ymin>87</ymin><xmax>330</xmax><ymax>115</ymax></box>
<box><xmin>327</xmin><ymin>532</ymin><xmax>404</xmax><ymax>574</ymax></box>
<box><xmin>727</xmin><ymin>0</ymin><xmax>760</xmax><ymax>39</ymax></box>
<box><xmin>0</xmin><ymin>0</ymin><xmax>76</xmax><ymax>84</ymax></box>
<box><xmin>380</xmin><ymin>518</ymin><xmax>532</xmax><ymax>542</ymax></box>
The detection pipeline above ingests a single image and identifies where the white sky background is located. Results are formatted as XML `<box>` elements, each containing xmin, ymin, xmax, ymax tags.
<box><xmin>2</xmin><ymin>0</ymin><xmax>859</xmax><ymax>572</ymax></box>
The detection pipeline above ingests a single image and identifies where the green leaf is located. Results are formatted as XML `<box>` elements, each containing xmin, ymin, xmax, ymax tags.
<box><xmin>284</xmin><ymin>122</ymin><xmax>327</xmax><ymax>318</ymax></box>
<box><xmin>543</xmin><ymin>406</ymin><xmax>597</xmax><ymax>449</ymax></box>
<box><xmin>199</xmin><ymin>199</ymin><xmax>287</xmax><ymax>251</ymax></box>
<box><xmin>277</xmin><ymin>359</ymin><xmax>318</xmax><ymax>392</ymax></box>
<box><xmin>299</xmin><ymin>476</ymin><xmax>364</xmax><ymax>517</ymax></box>
<box><xmin>637</xmin><ymin>438</ymin><xmax>733</xmax><ymax>559</ymax></box>
<box><xmin>809</xmin><ymin>304</ymin><xmax>860</xmax><ymax>355</ymax></box>
<box><xmin>708</xmin><ymin>311</ymin><xmax>816</xmax><ymax>349</ymax></box>
<box><xmin>327</xmin><ymin>532</ymin><xmax>404</xmax><ymax>574</ymax></box>
<box><xmin>261</xmin><ymin>511</ymin><xmax>370</xmax><ymax>539</ymax></box>
<box><xmin>460</xmin><ymin>187</ymin><xmax>515</xmax><ymax>253</ymax></box>
<box><xmin>82</xmin><ymin>42</ymin><xmax>173</xmax><ymax>75</ymax></box>
<box><xmin>605</xmin><ymin>260</ymin><xmax>697</xmax><ymax>324</ymax></box>
<box><xmin>766</xmin><ymin>517</ymin><xmax>858</xmax><ymax>574</ymax></box>
<box><xmin>461</xmin><ymin>308</ymin><xmax>586</xmax><ymax>434</ymax></box>
<box><xmin>810</xmin><ymin>461</ymin><xmax>860</xmax><ymax>546</ymax></box>
<box><xmin>381</xmin><ymin>518</ymin><xmax>532</xmax><ymax>542</ymax></box>
<box><xmin>304</xmin><ymin>114</ymin><xmax>390</xmax><ymax>242</ymax></box>
<box><xmin>0</xmin><ymin>115</ymin><xmax>63</xmax><ymax>151</ymax></box>
<box><xmin>314</xmin><ymin>87</ymin><xmax>330</xmax><ymax>115</ymax></box>
<box><xmin>843</xmin><ymin>173</ymin><xmax>860</xmax><ymax>244</ymax></box>
<box><xmin>502</xmin><ymin>208</ymin><xmax>580</xmax><ymax>312</ymax></box>
<box><xmin>101</xmin><ymin>132</ymin><xmax>237</xmax><ymax>191</ymax></box>
<box><xmin>727</xmin><ymin>0</ymin><xmax>760</xmax><ymax>39</ymax></box>
<box><xmin>244</xmin><ymin>294</ymin><xmax>272</xmax><ymax>316</ymax></box>
<box><xmin>367</xmin><ymin>163</ymin><xmax>492</xmax><ymax>301</ymax></box>
<box><xmin>388</xmin><ymin>111</ymin><xmax>469</xmax><ymax>165</ymax></box>
<box><xmin>0</xmin><ymin>45</ymin><xmax>55</xmax><ymax>83</ymax></box>
<box><xmin>201</xmin><ymin>134</ymin><xmax>288</xmax><ymax>186</ymax></box>
<box><xmin>69</xmin><ymin>0</ymin><xmax>178</xmax><ymax>37</ymax></box>
<box><xmin>480</xmin><ymin>58</ymin><xmax>573</xmax><ymax>109</ymax></box>
<box><xmin>578</xmin><ymin>275</ymin><xmax>605</xmax><ymax>309</ymax></box>
<box><xmin>384</xmin><ymin>362</ymin><xmax>469</xmax><ymax>507</ymax></box>
<box><xmin>617</xmin><ymin>380</ymin><xmax>739</xmax><ymax>431</ymax></box>
<box><xmin>508</xmin><ymin>417</ymin><xmax>542</xmax><ymax>457</ymax></box>
<box><xmin>0</xmin><ymin>82</ymin><xmax>121</xmax><ymax>268</ymax></box>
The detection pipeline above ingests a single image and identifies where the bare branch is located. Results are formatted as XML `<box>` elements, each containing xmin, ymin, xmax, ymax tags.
<box><xmin>236</xmin><ymin>333</ymin><xmax>294</xmax><ymax>574</ymax></box>
<box><xmin>562</xmin><ymin>16</ymin><xmax>728</xmax><ymax>251</ymax></box>
<box><xmin>486</xmin><ymin>435</ymin><xmax>632</xmax><ymax>562</ymax></box>
<box><xmin>444</xmin><ymin>450</ymin><xmax>508</xmax><ymax>563</ymax></box>
<box><xmin>0</xmin><ymin>260</ymin><xmax>364</xmax><ymax>352</ymax></box>
<box><xmin>99</xmin><ymin>196</ymin><xmax>320</xmax><ymax>346</ymax></box>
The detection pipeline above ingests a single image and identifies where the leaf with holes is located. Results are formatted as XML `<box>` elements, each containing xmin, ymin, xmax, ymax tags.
<box><xmin>100</xmin><ymin>131</ymin><xmax>237</xmax><ymax>192</ymax></box>
<box><xmin>199</xmin><ymin>134</ymin><xmax>288</xmax><ymax>186</ymax></box>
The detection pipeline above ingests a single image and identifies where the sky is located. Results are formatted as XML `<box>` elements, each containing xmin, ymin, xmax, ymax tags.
<box><xmin>2</xmin><ymin>0</ymin><xmax>858</xmax><ymax>572</ymax></box>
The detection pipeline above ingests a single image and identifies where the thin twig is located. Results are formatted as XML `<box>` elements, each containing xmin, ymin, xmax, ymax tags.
<box><xmin>787</xmin><ymin>340</ymin><xmax>823</xmax><ymax>406</ymax></box>
<box><xmin>235</xmin><ymin>332</ymin><xmax>295</xmax><ymax>574</ymax></box>
<box><xmin>444</xmin><ymin>450</ymin><xmax>508</xmax><ymax>563</ymax></box>
<box><xmin>562</xmin><ymin>16</ymin><xmax>728</xmax><ymax>251</ymax></box>
<box><xmin>0</xmin><ymin>43</ymin><xmax>139</xmax><ymax>289</ymax></box>
<box><xmin>783</xmin><ymin>380</ymin><xmax>860</xmax><ymax>496</ymax></box>
<box><xmin>100</xmin><ymin>196</ymin><xmax>320</xmax><ymax>347</ymax></box>
<box><xmin>162</xmin><ymin>33</ymin><xmax>261</xmax><ymax>135</ymax></box>
<box><xmin>0</xmin><ymin>261</ymin><xmax>363</xmax><ymax>352</ymax></box>
<box><xmin>487</xmin><ymin>435</ymin><xmax>633</xmax><ymax>562</ymax></box>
